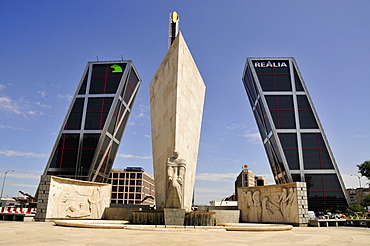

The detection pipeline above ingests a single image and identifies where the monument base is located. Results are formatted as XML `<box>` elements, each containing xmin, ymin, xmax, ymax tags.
<box><xmin>132</xmin><ymin>210</ymin><xmax>164</xmax><ymax>225</ymax></box>
<box><xmin>131</xmin><ymin>210</ymin><xmax>218</xmax><ymax>226</ymax></box>
<box><xmin>184</xmin><ymin>211</ymin><xmax>216</xmax><ymax>226</ymax></box>
<box><xmin>164</xmin><ymin>208</ymin><xmax>185</xmax><ymax>226</ymax></box>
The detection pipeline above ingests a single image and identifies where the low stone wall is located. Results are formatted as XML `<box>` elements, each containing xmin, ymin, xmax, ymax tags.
<box><xmin>309</xmin><ymin>219</ymin><xmax>347</xmax><ymax>227</ymax></box>
<box><xmin>184</xmin><ymin>212</ymin><xmax>216</xmax><ymax>226</ymax></box>
<box><xmin>209</xmin><ymin>210</ymin><xmax>240</xmax><ymax>224</ymax></box>
<box><xmin>102</xmin><ymin>207</ymin><xmax>136</xmax><ymax>221</ymax></box>
<box><xmin>36</xmin><ymin>175</ymin><xmax>111</xmax><ymax>221</ymax></box>
<box><xmin>0</xmin><ymin>213</ymin><xmax>35</xmax><ymax>222</ymax></box>
<box><xmin>132</xmin><ymin>210</ymin><xmax>164</xmax><ymax>225</ymax></box>
<box><xmin>238</xmin><ymin>182</ymin><xmax>308</xmax><ymax>226</ymax></box>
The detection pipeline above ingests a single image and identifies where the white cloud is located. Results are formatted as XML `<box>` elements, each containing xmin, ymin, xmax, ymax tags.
<box><xmin>129</xmin><ymin>104</ymin><xmax>150</xmax><ymax>126</ymax></box>
<box><xmin>135</xmin><ymin>113</ymin><xmax>144</xmax><ymax>120</ymax></box>
<box><xmin>196</xmin><ymin>173</ymin><xmax>239</xmax><ymax>182</ymax></box>
<box><xmin>243</xmin><ymin>132</ymin><xmax>261</xmax><ymax>143</ymax></box>
<box><xmin>143</xmin><ymin>134</ymin><xmax>151</xmax><ymax>138</ymax></box>
<box><xmin>36</xmin><ymin>101</ymin><xmax>51</xmax><ymax>109</ymax></box>
<box><xmin>196</xmin><ymin>172</ymin><xmax>275</xmax><ymax>184</ymax></box>
<box><xmin>195</xmin><ymin>187</ymin><xmax>230</xmax><ymax>193</ymax></box>
<box><xmin>3</xmin><ymin>172</ymin><xmax>41</xmax><ymax>180</ymax></box>
<box><xmin>0</xmin><ymin>150</ymin><xmax>47</xmax><ymax>158</ymax></box>
<box><xmin>117</xmin><ymin>153</ymin><xmax>151</xmax><ymax>159</ymax></box>
<box><xmin>37</xmin><ymin>90</ymin><xmax>47</xmax><ymax>99</ymax></box>
<box><xmin>226</xmin><ymin>123</ymin><xmax>248</xmax><ymax>131</ymax></box>
<box><xmin>6</xmin><ymin>182</ymin><xmax>38</xmax><ymax>188</ymax></box>
<box><xmin>57</xmin><ymin>93</ymin><xmax>73</xmax><ymax>100</ymax></box>
<box><xmin>194</xmin><ymin>187</ymin><xmax>233</xmax><ymax>204</ymax></box>
<box><xmin>0</xmin><ymin>84</ymin><xmax>6</xmax><ymax>90</ymax></box>
<box><xmin>0</xmin><ymin>96</ymin><xmax>21</xmax><ymax>114</ymax></box>
<box><xmin>0</xmin><ymin>125</ymin><xmax>28</xmax><ymax>131</ymax></box>
<box><xmin>0</xmin><ymin>96</ymin><xmax>45</xmax><ymax>118</ymax></box>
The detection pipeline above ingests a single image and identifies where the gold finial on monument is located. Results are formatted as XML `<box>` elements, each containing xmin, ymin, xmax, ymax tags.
<box><xmin>169</xmin><ymin>11</ymin><xmax>180</xmax><ymax>46</ymax></box>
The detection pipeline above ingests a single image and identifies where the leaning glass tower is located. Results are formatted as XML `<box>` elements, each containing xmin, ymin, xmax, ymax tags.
<box><xmin>242</xmin><ymin>57</ymin><xmax>348</xmax><ymax>211</ymax></box>
<box><xmin>42</xmin><ymin>61</ymin><xmax>141</xmax><ymax>183</ymax></box>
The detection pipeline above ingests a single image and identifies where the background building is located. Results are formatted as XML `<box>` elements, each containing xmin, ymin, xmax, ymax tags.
<box><xmin>242</xmin><ymin>57</ymin><xmax>348</xmax><ymax>212</ymax></box>
<box><xmin>235</xmin><ymin>165</ymin><xmax>255</xmax><ymax>188</ymax></box>
<box><xmin>255</xmin><ymin>176</ymin><xmax>267</xmax><ymax>187</ymax></box>
<box><xmin>42</xmin><ymin>61</ymin><xmax>141</xmax><ymax>183</ymax></box>
<box><xmin>108</xmin><ymin>167</ymin><xmax>155</xmax><ymax>205</ymax></box>
<box><xmin>235</xmin><ymin>165</ymin><xmax>268</xmax><ymax>199</ymax></box>
<box><xmin>347</xmin><ymin>188</ymin><xmax>370</xmax><ymax>206</ymax></box>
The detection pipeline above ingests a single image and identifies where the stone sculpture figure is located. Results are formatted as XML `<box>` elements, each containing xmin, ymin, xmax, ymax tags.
<box><xmin>88</xmin><ymin>187</ymin><xmax>103</xmax><ymax>218</ymax></box>
<box><xmin>166</xmin><ymin>151</ymin><xmax>186</xmax><ymax>209</ymax></box>
<box><xmin>66</xmin><ymin>203</ymin><xmax>90</xmax><ymax>218</ymax></box>
<box><xmin>278</xmin><ymin>188</ymin><xmax>288</xmax><ymax>217</ymax></box>
<box><xmin>242</xmin><ymin>190</ymin><xmax>263</xmax><ymax>222</ymax></box>
<box><xmin>261</xmin><ymin>197</ymin><xmax>273</xmax><ymax>221</ymax></box>
<box><xmin>284</xmin><ymin>187</ymin><xmax>295</xmax><ymax>222</ymax></box>
<box><xmin>252</xmin><ymin>191</ymin><xmax>262</xmax><ymax>221</ymax></box>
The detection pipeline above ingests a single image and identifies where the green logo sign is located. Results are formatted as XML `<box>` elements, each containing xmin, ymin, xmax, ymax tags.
<box><xmin>110</xmin><ymin>64</ymin><xmax>123</xmax><ymax>73</ymax></box>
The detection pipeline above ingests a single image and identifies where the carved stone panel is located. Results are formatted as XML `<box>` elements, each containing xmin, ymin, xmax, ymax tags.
<box><xmin>36</xmin><ymin>176</ymin><xmax>111</xmax><ymax>220</ymax></box>
<box><xmin>238</xmin><ymin>182</ymin><xmax>308</xmax><ymax>225</ymax></box>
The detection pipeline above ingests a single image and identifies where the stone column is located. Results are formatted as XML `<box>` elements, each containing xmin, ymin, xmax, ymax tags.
<box><xmin>150</xmin><ymin>32</ymin><xmax>206</xmax><ymax>212</ymax></box>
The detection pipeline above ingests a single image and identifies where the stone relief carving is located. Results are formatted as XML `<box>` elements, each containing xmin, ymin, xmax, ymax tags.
<box><xmin>240</xmin><ymin>187</ymin><xmax>296</xmax><ymax>223</ymax></box>
<box><xmin>88</xmin><ymin>187</ymin><xmax>104</xmax><ymax>218</ymax></box>
<box><xmin>46</xmin><ymin>177</ymin><xmax>110</xmax><ymax>219</ymax></box>
<box><xmin>166</xmin><ymin>151</ymin><xmax>186</xmax><ymax>209</ymax></box>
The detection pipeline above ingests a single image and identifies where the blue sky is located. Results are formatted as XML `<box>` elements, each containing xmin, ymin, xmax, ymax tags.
<box><xmin>0</xmin><ymin>1</ymin><xmax>369</xmax><ymax>205</ymax></box>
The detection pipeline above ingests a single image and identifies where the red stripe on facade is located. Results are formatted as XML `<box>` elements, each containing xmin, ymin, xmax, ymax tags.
<box><xmin>100</xmin><ymin>98</ymin><xmax>105</xmax><ymax>130</ymax></box>
<box><xmin>91</xmin><ymin>76</ymin><xmax>121</xmax><ymax>78</ymax></box>
<box><xmin>257</xmin><ymin>73</ymin><xmax>290</xmax><ymax>75</ymax></box>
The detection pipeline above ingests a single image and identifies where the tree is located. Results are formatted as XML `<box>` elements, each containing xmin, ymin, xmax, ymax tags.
<box><xmin>362</xmin><ymin>194</ymin><xmax>370</xmax><ymax>207</ymax></box>
<box><xmin>357</xmin><ymin>160</ymin><xmax>370</xmax><ymax>184</ymax></box>
<box><xmin>347</xmin><ymin>204</ymin><xmax>363</xmax><ymax>213</ymax></box>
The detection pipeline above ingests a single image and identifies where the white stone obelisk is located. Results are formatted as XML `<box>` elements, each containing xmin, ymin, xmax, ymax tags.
<box><xmin>150</xmin><ymin>29</ymin><xmax>206</xmax><ymax>212</ymax></box>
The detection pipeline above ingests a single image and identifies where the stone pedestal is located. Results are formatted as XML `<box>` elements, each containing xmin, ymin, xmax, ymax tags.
<box><xmin>132</xmin><ymin>210</ymin><xmax>164</xmax><ymax>225</ymax></box>
<box><xmin>164</xmin><ymin>208</ymin><xmax>185</xmax><ymax>225</ymax></box>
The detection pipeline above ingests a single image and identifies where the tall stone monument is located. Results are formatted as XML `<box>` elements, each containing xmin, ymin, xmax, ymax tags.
<box><xmin>150</xmin><ymin>12</ymin><xmax>206</xmax><ymax>212</ymax></box>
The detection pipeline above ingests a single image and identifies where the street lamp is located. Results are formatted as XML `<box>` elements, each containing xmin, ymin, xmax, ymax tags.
<box><xmin>351</xmin><ymin>174</ymin><xmax>362</xmax><ymax>188</ymax></box>
<box><xmin>0</xmin><ymin>170</ymin><xmax>14</xmax><ymax>206</ymax></box>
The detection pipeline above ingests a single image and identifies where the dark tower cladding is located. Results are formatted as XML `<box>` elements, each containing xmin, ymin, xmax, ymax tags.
<box><xmin>42</xmin><ymin>61</ymin><xmax>141</xmax><ymax>183</ymax></box>
<box><xmin>242</xmin><ymin>57</ymin><xmax>349</xmax><ymax>212</ymax></box>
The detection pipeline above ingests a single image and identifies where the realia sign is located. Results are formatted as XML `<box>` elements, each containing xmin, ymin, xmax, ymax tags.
<box><xmin>254</xmin><ymin>61</ymin><xmax>288</xmax><ymax>68</ymax></box>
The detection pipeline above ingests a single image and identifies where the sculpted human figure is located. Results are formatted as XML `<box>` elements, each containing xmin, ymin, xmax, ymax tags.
<box><xmin>88</xmin><ymin>187</ymin><xmax>103</xmax><ymax>218</ymax></box>
<box><xmin>166</xmin><ymin>151</ymin><xmax>186</xmax><ymax>209</ymax></box>
<box><xmin>66</xmin><ymin>202</ymin><xmax>90</xmax><ymax>218</ymax></box>
<box><xmin>57</xmin><ymin>192</ymin><xmax>70</xmax><ymax>217</ymax></box>
<box><xmin>284</xmin><ymin>187</ymin><xmax>295</xmax><ymax>222</ymax></box>
<box><xmin>252</xmin><ymin>191</ymin><xmax>262</xmax><ymax>222</ymax></box>
<box><xmin>261</xmin><ymin>197</ymin><xmax>273</xmax><ymax>222</ymax></box>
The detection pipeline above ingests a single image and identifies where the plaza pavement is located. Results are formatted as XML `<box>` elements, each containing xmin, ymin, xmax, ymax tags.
<box><xmin>0</xmin><ymin>221</ymin><xmax>369</xmax><ymax>245</ymax></box>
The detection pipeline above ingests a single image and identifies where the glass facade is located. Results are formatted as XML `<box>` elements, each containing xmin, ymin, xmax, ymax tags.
<box><xmin>242</xmin><ymin>57</ymin><xmax>348</xmax><ymax>212</ymax></box>
<box><xmin>43</xmin><ymin>61</ymin><xmax>141</xmax><ymax>183</ymax></box>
